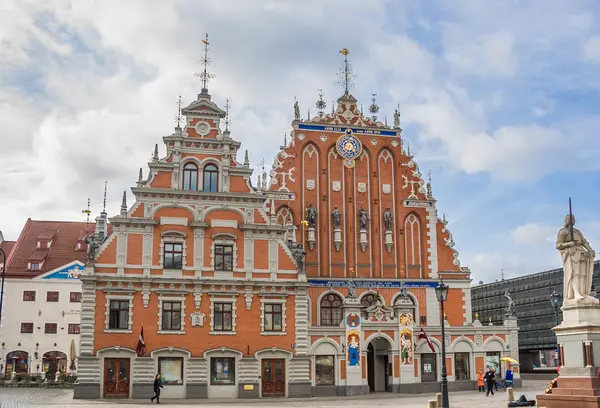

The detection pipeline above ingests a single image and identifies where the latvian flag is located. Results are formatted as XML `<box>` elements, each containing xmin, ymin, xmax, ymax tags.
<box><xmin>136</xmin><ymin>326</ymin><xmax>145</xmax><ymax>356</ymax></box>
<box><xmin>418</xmin><ymin>327</ymin><xmax>435</xmax><ymax>352</ymax></box>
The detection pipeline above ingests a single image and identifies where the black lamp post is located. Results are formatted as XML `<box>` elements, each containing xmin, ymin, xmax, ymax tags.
<box><xmin>549</xmin><ymin>289</ymin><xmax>563</xmax><ymax>366</ymax></box>
<box><xmin>0</xmin><ymin>247</ymin><xmax>6</xmax><ymax>328</ymax></box>
<box><xmin>435</xmin><ymin>280</ymin><xmax>450</xmax><ymax>408</ymax></box>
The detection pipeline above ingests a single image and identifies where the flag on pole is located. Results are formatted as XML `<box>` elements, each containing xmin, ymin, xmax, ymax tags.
<box><xmin>136</xmin><ymin>326</ymin><xmax>145</xmax><ymax>356</ymax></box>
<box><xmin>418</xmin><ymin>327</ymin><xmax>435</xmax><ymax>352</ymax></box>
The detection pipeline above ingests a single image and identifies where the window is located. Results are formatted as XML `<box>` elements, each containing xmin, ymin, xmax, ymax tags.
<box><xmin>20</xmin><ymin>322</ymin><xmax>34</xmax><ymax>333</ymax></box>
<box><xmin>164</xmin><ymin>243</ymin><xmax>183</xmax><ymax>269</ymax></box>
<box><xmin>263</xmin><ymin>303</ymin><xmax>283</xmax><ymax>332</ymax></box>
<box><xmin>23</xmin><ymin>291</ymin><xmax>36</xmax><ymax>301</ymax></box>
<box><xmin>320</xmin><ymin>293</ymin><xmax>342</xmax><ymax>326</ymax></box>
<box><xmin>182</xmin><ymin>163</ymin><xmax>198</xmax><ymax>191</ymax></box>
<box><xmin>70</xmin><ymin>292</ymin><xmax>82</xmax><ymax>302</ymax></box>
<box><xmin>213</xmin><ymin>303</ymin><xmax>233</xmax><ymax>331</ymax></box>
<box><xmin>159</xmin><ymin>357</ymin><xmax>184</xmax><ymax>385</ymax></box>
<box><xmin>46</xmin><ymin>291</ymin><xmax>59</xmax><ymax>302</ymax></box>
<box><xmin>109</xmin><ymin>300</ymin><xmax>130</xmax><ymax>330</ymax></box>
<box><xmin>486</xmin><ymin>352</ymin><xmax>501</xmax><ymax>378</ymax></box>
<box><xmin>30</xmin><ymin>263</ymin><xmax>40</xmax><ymax>271</ymax></box>
<box><xmin>210</xmin><ymin>357</ymin><xmax>235</xmax><ymax>385</ymax></box>
<box><xmin>161</xmin><ymin>301</ymin><xmax>182</xmax><ymax>331</ymax></box>
<box><xmin>214</xmin><ymin>245</ymin><xmax>233</xmax><ymax>271</ymax></box>
<box><xmin>454</xmin><ymin>352</ymin><xmax>470</xmax><ymax>380</ymax></box>
<box><xmin>315</xmin><ymin>355</ymin><xmax>335</xmax><ymax>385</ymax></box>
<box><xmin>361</xmin><ymin>293</ymin><xmax>378</xmax><ymax>308</ymax></box>
<box><xmin>68</xmin><ymin>324</ymin><xmax>80</xmax><ymax>334</ymax></box>
<box><xmin>45</xmin><ymin>323</ymin><xmax>57</xmax><ymax>334</ymax></box>
<box><xmin>203</xmin><ymin>164</ymin><xmax>219</xmax><ymax>192</ymax></box>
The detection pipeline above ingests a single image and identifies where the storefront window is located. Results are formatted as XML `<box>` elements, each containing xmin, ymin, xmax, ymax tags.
<box><xmin>315</xmin><ymin>355</ymin><xmax>335</xmax><ymax>385</ymax></box>
<box><xmin>210</xmin><ymin>357</ymin><xmax>235</xmax><ymax>385</ymax></box>
<box><xmin>158</xmin><ymin>357</ymin><xmax>184</xmax><ymax>385</ymax></box>
<box><xmin>454</xmin><ymin>353</ymin><xmax>470</xmax><ymax>380</ymax></box>
<box><xmin>486</xmin><ymin>352</ymin><xmax>501</xmax><ymax>378</ymax></box>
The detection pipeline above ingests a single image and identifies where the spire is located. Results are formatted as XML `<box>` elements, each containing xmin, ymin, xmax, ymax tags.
<box><xmin>360</xmin><ymin>104</ymin><xmax>363</xmax><ymax>116</ymax></box>
<box><xmin>175</xmin><ymin>95</ymin><xmax>183</xmax><ymax>129</ymax></box>
<box><xmin>194</xmin><ymin>34</ymin><xmax>215</xmax><ymax>97</ymax></box>
<box><xmin>337</xmin><ymin>48</ymin><xmax>354</xmax><ymax>96</ymax></box>
<box><xmin>82</xmin><ymin>198</ymin><xmax>91</xmax><ymax>223</ymax></box>
<box><xmin>243</xmin><ymin>149</ymin><xmax>249</xmax><ymax>168</ymax></box>
<box><xmin>331</xmin><ymin>100</ymin><xmax>335</xmax><ymax>114</ymax></box>
<box><xmin>307</xmin><ymin>108</ymin><xmax>310</xmax><ymax>122</ymax></box>
<box><xmin>315</xmin><ymin>89</ymin><xmax>326</xmax><ymax>117</ymax></box>
<box><xmin>137</xmin><ymin>168</ymin><xmax>144</xmax><ymax>186</ymax></box>
<box><xmin>257</xmin><ymin>174</ymin><xmax>261</xmax><ymax>190</ymax></box>
<box><xmin>369</xmin><ymin>93</ymin><xmax>379</xmax><ymax>121</ymax></box>
<box><xmin>102</xmin><ymin>181</ymin><xmax>107</xmax><ymax>215</ymax></box>
<box><xmin>384</xmin><ymin>116</ymin><xmax>388</xmax><ymax>127</ymax></box>
<box><xmin>407</xmin><ymin>140</ymin><xmax>412</xmax><ymax>157</ymax></box>
<box><xmin>120</xmin><ymin>191</ymin><xmax>128</xmax><ymax>217</ymax></box>
<box><xmin>261</xmin><ymin>159</ymin><xmax>267</xmax><ymax>190</ymax></box>
<box><xmin>224</xmin><ymin>98</ymin><xmax>231</xmax><ymax>132</ymax></box>
<box><xmin>153</xmin><ymin>144</ymin><xmax>159</xmax><ymax>162</ymax></box>
<box><xmin>281</xmin><ymin>132</ymin><xmax>287</xmax><ymax>150</ymax></box>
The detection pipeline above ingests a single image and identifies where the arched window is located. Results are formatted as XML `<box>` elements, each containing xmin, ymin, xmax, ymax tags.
<box><xmin>203</xmin><ymin>164</ymin><xmax>219</xmax><ymax>192</ymax></box>
<box><xmin>320</xmin><ymin>293</ymin><xmax>343</xmax><ymax>326</ymax></box>
<box><xmin>361</xmin><ymin>293</ymin><xmax>378</xmax><ymax>308</ymax></box>
<box><xmin>404</xmin><ymin>214</ymin><xmax>422</xmax><ymax>272</ymax></box>
<box><xmin>183</xmin><ymin>163</ymin><xmax>198</xmax><ymax>191</ymax></box>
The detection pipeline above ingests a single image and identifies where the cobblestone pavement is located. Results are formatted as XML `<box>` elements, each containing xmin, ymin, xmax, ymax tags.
<box><xmin>0</xmin><ymin>381</ymin><xmax>547</xmax><ymax>408</ymax></box>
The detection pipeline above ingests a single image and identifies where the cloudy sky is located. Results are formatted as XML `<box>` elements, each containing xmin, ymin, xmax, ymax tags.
<box><xmin>1</xmin><ymin>0</ymin><xmax>599</xmax><ymax>283</ymax></box>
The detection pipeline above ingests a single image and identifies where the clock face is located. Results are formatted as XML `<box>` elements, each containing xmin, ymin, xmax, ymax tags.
<box><xmin>195</xmin><ymin>121</ymin><xmax>210</xmax><ymax>136</ymax></box>
<box><xmin>336</xmin><ymin>129</ymin><xmax>362</xmax><ymax>163</ymax></box>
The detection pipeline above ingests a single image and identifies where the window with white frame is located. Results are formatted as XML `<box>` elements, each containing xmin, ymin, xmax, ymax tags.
<box><xmin>158</xmin><ymin>296</ymin><xmax>185</xmax><ymax>333</ymax></box>
<box><xmin>160</xmin><ymin>232</ymin><xmax>186</xmax><ymax>270</ymax></box>
<box><xmin>210</xmin><ymin>236</ymin><xmax>237</xmax><ymax>272</ymax></box>
<box><xmin>260</xmin><ymin>298</ymin><xmax>286</xmax><ymax>335</ymax></box>
<box><xmin>210</xmin><ymin>297</ymin><xmax>237</xmax><ymax>334</ymax></box>
<box><xmin>105</xmin><ymin>295</ymin><xmax>133</xmax><ymax>332</ymax></box>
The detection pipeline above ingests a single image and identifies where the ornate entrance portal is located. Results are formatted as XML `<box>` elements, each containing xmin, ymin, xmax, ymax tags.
<box><xmin>366</xmin><ymin>337</ymin><xmax>392</xmax><ymax>392</ymax></box>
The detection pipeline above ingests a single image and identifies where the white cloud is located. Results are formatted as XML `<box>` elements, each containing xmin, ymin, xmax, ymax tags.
<box><xmin>511</xmin><ymin>223</ymin><xmax>556</xmax><ymax>244</ymax></box>
<box><xmin>584</xmin><ymin>36</ymin><xmax>600</xmax><ymax>63</ymax></box>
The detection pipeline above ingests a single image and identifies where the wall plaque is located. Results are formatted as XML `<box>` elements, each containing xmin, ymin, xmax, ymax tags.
<box><xmin>332</xmin><ymin>181</ymin><xmax>341</xmax><ymax>192</ymax></box>
<box><xmin>306</xmin><ymin>180</ymin><xmax>315</xmax><ymax>190</ymax></box>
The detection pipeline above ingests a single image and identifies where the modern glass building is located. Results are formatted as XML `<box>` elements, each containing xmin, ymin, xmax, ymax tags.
<box><xmin>471</xmin><ymin>261</ymin><xmax>600</xmax><ymax>373</ymax></box>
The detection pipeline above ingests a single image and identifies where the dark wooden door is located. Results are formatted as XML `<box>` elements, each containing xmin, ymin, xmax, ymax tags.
<box><xmin>104</xmin><ymin>358</ymin><xmax>130</xmax><ymax>398</ymax></box>
<box><xmin>261</xmin><ymin>359</ymin><xmax>285</xmax><ymax>397</ymax></box>
<box><xmin>421</xmin><ymin>353</ymin><xmax>437</xmax><ymax>383</ymax></box>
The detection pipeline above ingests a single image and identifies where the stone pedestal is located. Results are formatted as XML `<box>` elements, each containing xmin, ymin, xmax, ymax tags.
<box><xmin>537</xmin><ymin>299</ymin><xmax>600</xmax><ymax>408</ymax></box>
<box><xmin>333</xmin><ymin>229</ymin><xmax>342</xmax><ymax>251</ymax></box>
<box><xmin>307</xmin><ymin>227</ymin><xmax>315</xmax><ymax>251</ymax></box>
<box><xmin>359</xmin><ymin>229</ymin><xmax>367</xmax><ymax>252</ymax></box>
<box><xmin>384</xmin><ymin>230</ymin><xmax>393</xmax><ymax>253</ymax></box>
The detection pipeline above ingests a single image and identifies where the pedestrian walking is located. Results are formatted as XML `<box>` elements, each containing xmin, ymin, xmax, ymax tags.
<box><xmin>484</xmin><ymin>367</ymin><xmax>495</xmax><ymax>396</ymax></box>
<box><xmin>477</xmin><ymin>369</ymin><xmax>485</xmax><ymax>392</ymax></box>
<box><xmin>150</xmin><ymin>374</ymin><xmax>163</xmax><ymax>404</ymax></box>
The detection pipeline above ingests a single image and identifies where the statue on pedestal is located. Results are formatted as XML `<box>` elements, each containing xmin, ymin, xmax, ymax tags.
<box><xmin>557</xmin><ymin>213</ymin><xmax>596</xmax><ymax>301</ymax></box>
<box><xmin>306</xmin><ymin>204</ymin><xmax>317</xmax><ymax>228</ymax></box>
<box><xmin>504</xmin><ymin>291</ymin><xmax>516</xmax><ymax>316</ymax></box>
<box><xmin>358</xmin><ymin>206</ymin><xmax>368</xmax><ymax>230</ymax></box>
<box><xmin>332</xmin><ymin>206</ymin><xmax>341</xmax><ymax>229</ymax></box>
<box><xmin>383</xmin><ymin>208</ymin><xmax>393</xmax><ymax>232</ymax></box>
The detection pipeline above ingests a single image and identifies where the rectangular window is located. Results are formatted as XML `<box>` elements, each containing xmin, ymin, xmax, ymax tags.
<box><xmin>454</xmin><ymin>352</ymin><xmax>470</xmax><ymax>380</ymax></box>
<box><xmin>23</xmin><ymin>291</ymin><xmax>36</xmax><ymax>301</ymax></box>
<box><xmin>44</xmin><ymin>323</ymin><xmax>57</xmax><ymax>334</ymax></box>
<box><xmin>158</xmin><ymin>357</ymin><xmax>184</xmax><ymax>385</ymax></box>
<box><xmin>214</xmin><ymin>245</ymin><xmax>233</xmax><ymax>271</ymax></box>
<box><xmin>30</xmin><ymin>263</ymin><xmax>40</xmax><ymax>271</ymax></box>
<box><xmin>486</xmin><ymin>352</ymin><xmax>501</xmax><ymax>378</ymax></box>
<box><xmin>161</xmin><ymin>301</ymin><xmax>182</xmax><ymax>331</ymax></box>
<box><xmin>210</xmin><ymin>357</ymin><xmax>235</xmax><ymax>385</ymax></box>
<box><xmin>68</xmin><ymin>324</ymin><xmax>80</xmax><ymax>334</ymax></box>
<box><xmin>213</xmin><ymin>303</ymin><xmax>233</xmax><ymax>331</ymax></box>
<box><xmin>164</xmin><ymin>243</ymin><xmax>183</xmax><ymax>269</ymax></box>
<box><xmin>20</xmin><ymin>322</ymin><xmax>34</xmax><ymax>334</ymax></box>
<box><xmin>108</xmin><ymin>300</ymin><xmax>130</xmax><ymax>330</ymax></box>
<box><xmin>315</xmin><ymin>355</ymin><xmax>335</xmax><ymax>385</ymax></box>
<box><xmin>263</xmin><ymin>303</ymin><xmax>283</xmax><ymax>332</ymax></box>
<box><xmin>70</xmin><ymin>292</ymin><xmax>82</xmax><ymax>302</ymax></box>
<box><xmin>46</xmin><ymin>291</ymin><xmax>59</xmax><ymax>302</ymax></box>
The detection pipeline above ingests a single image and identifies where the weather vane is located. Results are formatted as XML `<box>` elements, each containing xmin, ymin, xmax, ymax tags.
<box><xmin>175</xmin><ymin>95</ymin><xmax>183</xmax><ymax>128</ymax></box>
<box><xmin>315</xmin><ymin>89</ymin><xmax>327</xmax><ymax>117</ymax></box>
<box><xmin>369</xmin><ymin>93</ymin><xmax>379</xmax><ymax>121</ymax></box>
<box><xmin>337</xmin><ymin>48</ymin><xmax>355</xmax><ymax>95</ymax></box>
<box><xmin>102</xmin><ymin>181</ymin><xmax>107</xmax><ymax>213</ymax></box>
<box><xmin>224</xmin><ymin>99</ymin><xmax>231</xmax><ymax>131</ymax></box>
<box><xmin>194</xmin><ymin>34</ymin><xmax>216</xmax><ymax>94</ymax></box>
<box><xmin>82</xmin><ymin>198</ymin><xmax>91</xmax><ymax>223</ymax></box>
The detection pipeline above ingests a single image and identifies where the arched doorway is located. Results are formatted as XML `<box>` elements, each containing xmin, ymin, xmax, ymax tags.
<box><xmin>366</xmin><ymin>337</ymin><xmax>392</xmax><ymax>392</ymax></box>
<box><xmin>43</xmin><ymin>351</ymin><xmax>67</xmax><ymax>376</ymax></box>
<box><xmin>5</xmin><ymin>351</ymin><xmax>29</xmax><ymax>375</ymax></box>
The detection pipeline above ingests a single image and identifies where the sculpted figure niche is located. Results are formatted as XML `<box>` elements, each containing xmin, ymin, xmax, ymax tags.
<box><xmin>306</xmin><ymin>204</ymin><xmax>317</xmax><ymax>228</ymax></box>
<box><xmin>332</xmin><ymin>206</ymin><xmax>341</xmax><ymax>229</ymax></box>
<box><xmin>557</xmin><ymin>213</ymin><xmax>596</xmax><ymax>302</ymax></box>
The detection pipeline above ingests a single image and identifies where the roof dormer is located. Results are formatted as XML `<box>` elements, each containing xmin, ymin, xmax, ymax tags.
<box><xmin>37</xmin><ymin>230</ymin><xmax>57</xmax><ymax>249</ymax></box>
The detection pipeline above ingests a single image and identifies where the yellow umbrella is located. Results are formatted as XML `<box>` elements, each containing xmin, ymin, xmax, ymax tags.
<box><xmin>500</xmin><ymin>356</ymin><xmax>519</xmax><ymax>365</ymax></box>
<box><xmin>69</xmin><ymin>339</ymin><xmax>77</xmax><ymax>371</ymax></box>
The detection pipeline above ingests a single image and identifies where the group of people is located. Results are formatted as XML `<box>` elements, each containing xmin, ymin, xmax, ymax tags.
<box><xmin>477</xmin><ymin>367</ymin><xmax>513</xmax><ymax>396</ymax></box>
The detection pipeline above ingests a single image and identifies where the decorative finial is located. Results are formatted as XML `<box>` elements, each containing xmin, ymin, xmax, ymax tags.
<box><xmin>337</xmin><ymin>48</ymin><xmax>355</xmax><ymax>95</ymax></box>
<box><xmin>82</xmin><ymin>198</ymin><xmax>91</xmax><ymax>223</ymax></box>
<box><xmin>224</xmin><ymin>99</ymin><xmax>231</xmax><ymax>132</ymax></box>
<box><xmin>175</xmin><ymin>95</ymin><xmax>183</xmax><ymax>129</ymax></box>
<box><xmin>332</xmin><ymin>100</ymin><xmax>335</xmax><ymax>114</ymax></box>
<box><xmin>153</xmin><ymin>144</ymin><xmax>159</xmax><ymax>162</ymax></box>
<box><xmin>475</xmin><ymin>312</ymin><xmax>479</xmax><ymax>321</ymax></box>
<box><xmin>394</xmin><ymin>104</ymin><xmax>401</xmax><ymax>128</ymax></box>
<box><xmin>244</xmin><ymin>150</ymin><xmax>249</xmax><ymax>167</ymax></box>
<box><xmin>384</xmin><ymin>116</ymin><xmax>388</xmax><ymax>127</ymax></box>
<box><xmin>360</xmin><ymin>104</ymin><xmax>363</xmax><ymax>115</ymax></box>
<box><xmin>137</xmin><ymin>168</ymin><xmax>143</xmax><ymax>185</ymax></box>
<box><xmin>120</xmin><ymin>191</ymin><xmax>127</xmax><ymax>217</ymax></box>
<box><xmin>426</xmin><ymin>171</ymin><xmax>433</xmax><ymax>200</ymax></box>
<box><xmin>444</xmin><ymin>312</ymin><xmax>447</xmax><ymax>320</ymax></box>
<box><xmin>257</xmin><ymin>174</ymin><xmax>261</xmax><ymax>190</ymax></box>
<box><xmin>369</xmin><ymin>93</ymin><xmax>379</xmax><ymax>121</ymax></box>
<box><xmin>261</xmin><ymin>158</ymin><xmax>267</xmax><ymax>190</ymax></box>
<box><xmin>307</xmin><ymin>108</ymin><xmax>311</xmax><ymax>121</ymax></box>
<box><xmin>316</xmin><ymin>89</ymin><xmax>326</xmax><ymax>117</ymax></box>
<box><xmin>194</xmin><ymin>34</ymin><xmax>215</xmax><ymax>96</ymax></box>
<box><xmin>407</xmin><ymin>140</ymin><xmax>411</xmax><ymax>156</ymax></box>
<box><xmin>102</xmin><ymin>181</ymin><xmax>107</xmax><ymax>214</ymax></box>
<box><xmin>281</xmin><ymin>132</ymin><xmax>287</xmax><ymax>150</ymax></box>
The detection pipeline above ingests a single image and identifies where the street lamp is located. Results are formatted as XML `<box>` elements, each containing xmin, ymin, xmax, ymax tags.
<box><xmin>549</xmin><ymin>289</ymin><xmax>563</xmax><ymax>366</ymax></box>
<box><xmin>0</xmin><ymin>247</ymin><xmax>6</xmax><ymax>328</ymax></box>
<box><xmin>435</xmin><ymin>280</ymin><xmax>450</xmax><ymax>408</ymax></box>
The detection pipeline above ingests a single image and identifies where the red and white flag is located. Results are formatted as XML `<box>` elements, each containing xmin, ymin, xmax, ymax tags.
<box><xmin>418</xmin><ymin>327</ymin><xmax>435</xmax><ymax>352</ymax></box>
<box><xmin>136</xmin><ymin>326</ymin><xmax>145</xmax><ymax>356</ymax></box>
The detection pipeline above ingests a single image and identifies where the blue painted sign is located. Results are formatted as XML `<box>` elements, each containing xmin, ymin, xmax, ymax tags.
<box><xmin>297</xmin><ymin>123</ymin><xmax>398</xmax><ymax>137</ymax></box>
<box><xmin>309</xmin><ymin>279</ymin><xmax>439</xmax><ymax>288</ymax></box>
<box><xmin>41</xmin><ymin>263</ymin><xmax>84</xmax><ymax>280</ymax></box>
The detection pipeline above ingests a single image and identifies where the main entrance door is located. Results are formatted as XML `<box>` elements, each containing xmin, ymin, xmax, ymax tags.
<box><xmin>261</xmin><ymin>359</ymin><xmax>285</xmax><ymax>397</ymax></box>
<box><xmin>367</xmin><ymin>338</ymin><xmax>391</xmax><ymax>392</ymax></box>
<box><xmin>103</xmin><ymin>358</ymin><xmax>130</xmax><ymax>398</ymax></box>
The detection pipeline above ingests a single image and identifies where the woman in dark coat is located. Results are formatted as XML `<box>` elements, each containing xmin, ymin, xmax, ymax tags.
<box><xmin>484</xmin><ymin>367</ymin><xmax>495</xmax><ymax>396</ymax></box>
<box><xmin>150</xmin><ymin>374</ymin><xmax>163</xmax><ymax>404</ymax></box>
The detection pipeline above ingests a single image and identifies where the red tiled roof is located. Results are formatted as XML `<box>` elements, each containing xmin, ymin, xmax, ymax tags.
<box><xmin>0</xmin><ymin>240</ymin><xmax>15</xmax><ymax>264</ymax></box>
<box><xmin>5</xmin><ymin>219</ymin><xmax>99</xmax><ymax>278</ymax></box>
<box><xmin>37</xmin><ymin>231</ymin><xmax>57</xmax><ymax>240</ymax></box>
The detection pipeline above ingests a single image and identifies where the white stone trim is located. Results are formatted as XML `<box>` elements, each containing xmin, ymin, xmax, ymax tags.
<box><xmin>425</xmin><ymin>287</ymin><xmax>440</xmax><ymax>327</ymax></box>
<box><xmin>462</xmin><ymin>288</ymin><xmax>472</xmax><ymax>324</ymax></box>
<box><xmin>316</xmin><ymin>290</ymin><xmax>345</xmax><ymax>326</ymax></box>
<box><xmin>425</xmin><ymin>206</ymin><xmax>439</xmax><ymax>280</ymax></box>
<box><xmin>160</xmin><ymin>233</ymin><xmax>187</xmax><ymax>269</ymax></box>
<box><xmin>210</xmin><ymin>219</ymin><xmax>238</xmax><ymax>228</ymax></box>
<box><xmin>209</xmin><ymin>296</ymin><xmax>237</xmax><ymax>335</ymax></box>
<box><xmin>210</xmin><ymin>237</ymin><xmax>238</xmax><ymax>274</ymax></box>
<box><xmin>104</xmin><ymin>294</ymin><xmax>133</xmax><ymax>333</ymax></box>
<box><xmin>260</xmin><ymin>298</ymin><xmax>287</xmax><ymax>335</ymax></box>
<box><xmin>158</xmin><ymin>295</ymin><xmax>186</xmax><ymax>334</ymax></box>
<box><xmin>160</xmin><ymin>217</ymin><xmax>189</xmax><ymax>226</ymax></box>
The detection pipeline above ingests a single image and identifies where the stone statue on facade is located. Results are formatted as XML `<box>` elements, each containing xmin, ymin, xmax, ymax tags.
<box><xmin>332</xmin><ymin>206</ymin><xmax>341</xmax><ymax>229</ymax></box>
<box><xmin>83</xmin><ymin>234</ymin><xmax>100</xmax><ymax>265</ymax></box>
<box><xmin>358</xmin><ymin>206</ymin><xmax>368</xmax><ymax>230</ymax></box>
<box><xmin>291</xmin><ymin>243</ymin><xmax>306</xmax><ymax>273</ymax></box>
<box><xmin>347</xmin><ymin>279</ymin><xmax>357</xmax><ymax>299</ymax></box>
<box><xmin>557</xmin><ymin>214</ymin><xmax>596</xmax><ymax>302</ymax></box>
<box><xmin>294</xmin><ymin>99</ymin><xmax>300</xmax><ymax>121</ymax></box>
<box><xmin>306</xmin><ymin>204</ymin><xmax>317</xmax><ymax>228</ymax></box>
<box><xmin>393</xmin><ymin>108</ymin><xmax>400</xmax><ymax>128</ymax></box>
<box><xmin>504</xmin><ymin>291</ymin><xmax>516</xmax><ymax>316</ymax></box>
<box><xmin>383</xmin><ymin>208</ymin><xmax>393</xmax><ymax>232</ymax></box>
